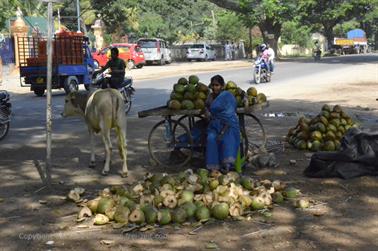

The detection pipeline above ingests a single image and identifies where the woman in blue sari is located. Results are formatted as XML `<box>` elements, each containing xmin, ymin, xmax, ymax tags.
<box><xmin>206</xmin><ymin>75</ymin><xmax>240</xmax><ymax>173</ymax></box>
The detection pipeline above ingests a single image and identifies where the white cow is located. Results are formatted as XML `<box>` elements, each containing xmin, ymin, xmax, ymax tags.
<box><xmin>62</xmin><ymin>89</ymin><xmax>128</xmax><ymax>177</ymax></box>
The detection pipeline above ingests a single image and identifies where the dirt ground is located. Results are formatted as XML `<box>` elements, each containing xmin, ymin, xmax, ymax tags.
<box><xmin>1</xmin><ymin>58</ymin><xmax>378</xmax><ymax>251</ymax></box>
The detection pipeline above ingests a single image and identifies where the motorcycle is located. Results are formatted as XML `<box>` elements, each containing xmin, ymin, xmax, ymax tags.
<box><xmin>0</xmin><ymin>90</ymin><xmax>11</xmax><ymax>140</ymax></box>
<box><xmin>253</xmin><ymin>57</ymin><xmax>271</xmax><ymax>84</ymax></box>
<box><xmin>92</xmin><ymin>69</ymin><xmax>135</xmax><ymax>114</ymax></box>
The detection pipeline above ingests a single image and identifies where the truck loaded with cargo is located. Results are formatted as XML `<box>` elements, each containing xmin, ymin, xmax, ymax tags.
<box><xmin>18</xmin><ymin>30</ymin><xmax>95</xmax><ymax>96</ymax></box>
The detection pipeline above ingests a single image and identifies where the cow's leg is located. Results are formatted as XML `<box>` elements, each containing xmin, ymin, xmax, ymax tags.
<box><xmin>116</xmin><ymin>125</ymin><xmax>128</xmax><ymax>177</ymax></box>
<box><xmin>89</xmin><ymin>128</ymin><xmax>96</xmax><ymax>168</ymax></box>
<box><xmin>101</xmin><ymin>129</ymin><xmax>112</xmax><ymax>175</ymax></box>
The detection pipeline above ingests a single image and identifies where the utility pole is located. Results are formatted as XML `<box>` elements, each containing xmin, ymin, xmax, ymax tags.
<box><xmin>43</xmin><ymin>0</ymin><xmax>63</xmax><ymax>187</ymax></box>
<box><xmin>76</xmin><ymin>0</ymin><xmax>81</xmax><ymax>32</ymax></box>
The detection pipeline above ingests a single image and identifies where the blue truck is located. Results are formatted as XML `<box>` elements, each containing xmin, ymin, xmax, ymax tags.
<box><xmin>18</xmin><ymin>34</ymin><xmax>95</xmax><ymax>96</ymax></box>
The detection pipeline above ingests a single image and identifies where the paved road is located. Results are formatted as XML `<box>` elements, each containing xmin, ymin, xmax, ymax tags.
<box><xmin>1</xmin><ymin>54</ymin><xmax>377</xmax><ymax>148</ymax></box>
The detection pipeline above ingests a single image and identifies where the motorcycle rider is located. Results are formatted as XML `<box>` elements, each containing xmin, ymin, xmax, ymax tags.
<box><xmin>97</xmin><ymin>47</ymin><xmax>126</xmax><ymax>89</ymax></box>
<box><xmin>313</xmin><ymin>40</ymin><xmax>321</xmax><ymax>60</ymax></box>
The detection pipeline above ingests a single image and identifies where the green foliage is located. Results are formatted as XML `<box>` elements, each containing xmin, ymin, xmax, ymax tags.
<box><xmin>281</xmin><ymin>21</ymin><xmax>312</xmax><ymax>47</ymax></box>
<box><xmin>333</xmin><ymin>20</ymin><xmax>360</xmax><ymax>37</ymax></box>
<box><xmin>215</xmin><ymin>10</ymin><xmax>248</xmax><ymax>42</ymax></box>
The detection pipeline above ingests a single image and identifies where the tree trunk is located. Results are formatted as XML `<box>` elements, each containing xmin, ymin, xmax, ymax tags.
<box><xmin>323</xmin><ymin>23</ymin><xmax>335</xmax><ymax>51</ymax></box>
<box><xmin>248</xmin><ymin>26</ymin><xmax>252</xmax><ymax>58</ymax></box>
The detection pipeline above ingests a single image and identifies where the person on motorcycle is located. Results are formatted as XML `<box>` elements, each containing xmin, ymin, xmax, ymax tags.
<box><xmin>313</xmin><ymin>40</ymin><xmax>321</xmax><ymax>59</ymax></box>
<box><xmin>259</xmin><ymin>43</ymin><xmax>272</xmax><ymax>73</ymax></box>
<box><xmin>98</xmin><ymin>47</ymin><xmax>126</xmax><ymax>89</ymax></box>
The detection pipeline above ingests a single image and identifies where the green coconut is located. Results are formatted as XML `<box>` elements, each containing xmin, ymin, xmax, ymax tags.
<box><xmin>330</xmin><ymin>112</ymin><xmax>341</xmax><ymax>119</ymax></box>
<box><xmin>186</xmin><ymin>84</ymin><xmax>197</xmax><ymax>93</ymax></box>
<box><xmin>182</xmin><ymin>202</ymin><xmax>197</xmax><ymax>218</ymax></box>
<box><xmin>170</xmin><ymin>92</ymin><xmax>184</xmax><ymax>102</ymax></box>
<box><xmin>173</xmin><ymin>207</ymin><xmax>188</xmax><ymax>224</ymax></box>
<box><xmin>174</xmin><ymin>84</ymin><xmax>186</xmax><ymax>93</ymax></box>
<box><xmin>321</xmin><ymin>110</ymin><xmax>330</xmax><ymax>119</ymax></box>
<box><xmin>247</xmin><ymin>87</ymin><xmax>258</xmax><ymax>97</ymax></box>
<box><xmin>272</xmin><ymin>192</ymin><xmax>284</xmax><ymax>204</ymax></box>
<box><xmin>168</xmin><ymin>100</ymin><xmax>182</xmax><ymax>110</ymax></box>
<box><xmin>325</xmin><ymin>131</ymin><xmax>336</xmax><ymax>141</ymax></box>
<box><xmin>181</xmin><ymin>100</ymin><xmax>195</xmax><ymax>110</ymax></box>
<box><xmin>160</xmin><ymin>175</ymin><xmax>177</xmax><ymax>187</ymax></box>
<box><xmin>189</xmin><ymin>75</ymin><xmax>199</xmax><ymax>85</ymax></box>
<box><xmin>195</xmin><ymin>206</ymin><xmax>210</xmax><ymax>221</ymax></box>
<box><xmin>295</xmin><ymin>199</ymin><xmax>310</xmax><ymax>209</ymax></box>
<box><xmin>225</xmin><ymin>81</ymin><xmax>237</xmax><ymax>90</ymax></box>
<box><xmin>196</xmin><ymin>91</ymin><xmax>208</xmax><ymax>100</ymax></box>
<box><xmin>142</xmin><ymin>205</ymin><xmax>158</xmax><ymax>224</ymax></box>
<box><xmin>94</xmin><ymin>214</ymin><xmax>109</xmax><ymax>225</ymax></box>
<box><xmin>197</xmin><ymin>83</ymin><xmax>209</xmax><ymax>93</ymax></box>
<box><xmin>323</xmin><ymin>140</ymin><xmax>336</xmax><ymax>151</ymax></box>
<box><xmin>97</xmin><ymin>197</ymin><xmax>115</xmax><ymax>214</ymax></box>
<box><xmin>184</xmin><ymin>91</ymin><xmax>196</xmax><ymax>100</ymax></box>
<box><xmin>209</xmin><ymin>179</ymin><xmax>219</xmax><ymax>191</ymax></box>
<box><xmin>310</xmin><ymin>131</ymin><xmax>322</xmax><ymax>141</ymax></box>
<box><xmin>257</xmin><ymin>93</ymin><xmax>267</xmax><ymax>103</ymax></box>
<box><xmin>178</xmin><ymin>190</ymin><xmax>194</xmax><ymax>205</ymax></box>
<box><xmin>322</xmin><ymin>104</ymin><xmax>331</xmax><ymax>112</ymax></box>
<box><xmin>158</xmin><ymin>209</ymin><xmax>172</xmax><ymax>225</ymax></box>
<box><xmin>251</xmin><ymin>197</ymin><xmax>265</xmax><ymax>210</ymax></box>
<box><xmin>114</xmin><ymin>206</ymin><xmax>130</xmax><ymax>223</ymax></box>
<box><xmin>119</xmin><ymin>196</ymin><xmax>136</xmax><ymax>210</ymax></box>
<box><xmin>240</xmin><ymin>176</ymin><xmax>254</xmax><ymax>190</ymax></box>
<box><xmin>87</xmin><ymin>198</ymin><xmax>101</xmax><ymax>214</ymax></box>
<box><xmin>283</xmin><ymin>187</ymin><xmax>300</xmax><ymax>199</ymax></box>
<box><xmin>330</xmin><ymin>119</ymin><xmax>340</xmax><ymax>128</ymax></box>
<box><xmin>211</xmin><ymin>203</ymin><xmax>229</xmax><ymax>220</ymax></box>
<box><xmin>194</xmin><ymin>99</ymin><xmax>205</xmax><ymax>109</ymax></box>
<box><xmin>310</xmin><ymin>140</ymin><xmax>322</xmax><ymax>152</ymax></box>
<box><xmin>194</xmin><ymin>201</ymin><xmax>205</xmax><ymax>208</ymax></box>
<box><xmin>178</xmin><ymin>77</ymin><xmax>188</xmax><ymax>85</ymax></box>
<box><xmin>110</xmin><ymin>185</ymin><xmax>126</xmax><ymax>196</ymax></box>
<box><xmin>333</xmin><ymin>105</ymin><xmax>342</xmax><ymax>113</ymax></box>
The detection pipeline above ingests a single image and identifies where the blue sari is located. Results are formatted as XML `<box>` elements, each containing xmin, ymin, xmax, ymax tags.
<box><xmin>206</xmin><ymin>91</ymin><xmax>240</xmax><ymax>170</ymax></box>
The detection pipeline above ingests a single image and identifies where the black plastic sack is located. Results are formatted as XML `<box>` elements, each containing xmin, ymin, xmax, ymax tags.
<box><xmin>304</xmin><ymin>128</ymin><xmax>378</xmax><ymax>179</ymax></box>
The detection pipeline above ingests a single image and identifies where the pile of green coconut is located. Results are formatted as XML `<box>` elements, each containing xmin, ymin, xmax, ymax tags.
<box><xmin>74</xmin><ymin>169</ymin><xmax>305</xmax><ymax>226</ymax></box>
<box><xmin>168</xmin><ymin>75</ymin><xmax>268</xmax><ymax>110</ymax></box>
<box><xmin>287</xmin><ymin>104</ymin><xmax>358</xmax><ymax>151</ymax></box>
<box><xmin>168</xmin><ymin>75</ymin><xmax>209</xmax><ymax>110</ymax></box>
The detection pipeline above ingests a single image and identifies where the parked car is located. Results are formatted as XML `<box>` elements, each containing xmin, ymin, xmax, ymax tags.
<box><xmin>186</xmin><ymin>43</ymin><xmax>216</xmax><ymax>61</ymax></box>
<box><xmin>137</xmin><ymin>38</ymin><xmax>172</xmax><ymax>65</ymax></box>
<box><xmin>92</xmin><ymin>43</ymin><xmax>145</xmax><ymax>69</ymax></box>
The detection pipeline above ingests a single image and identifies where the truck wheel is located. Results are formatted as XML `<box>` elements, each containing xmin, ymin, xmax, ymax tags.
<box><xmin>64</xmin><ymin>76</ymin><xmax>79</xmax><ymax>94</ymax></box>
<box><xmin>136</xmin><ymin>64</ymin><xmax>143</xmax><ymax>69</ymax></box>
<box><xmin>34</xmin><ymin>88</ymin><xmax>45</xmax><ymax>97</ymax></box>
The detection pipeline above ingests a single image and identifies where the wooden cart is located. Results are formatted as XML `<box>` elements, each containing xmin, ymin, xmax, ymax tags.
<box><xmin>138</xmin><ymin>102</ymin><xmax>269</xmax><ymax>167</ymax></box>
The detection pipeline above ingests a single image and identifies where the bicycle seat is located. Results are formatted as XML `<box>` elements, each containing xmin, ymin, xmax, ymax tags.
<box><xmin>0</xmin><ymin>90</ymin><xmax>9</xmax><ymax>102</ymax></box>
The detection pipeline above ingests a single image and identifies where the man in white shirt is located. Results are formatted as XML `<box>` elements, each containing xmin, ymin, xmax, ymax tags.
<box><xmin>267</xmin><ymin>44</ymin><xmax>275</xmax><ymax>73</ymax></box>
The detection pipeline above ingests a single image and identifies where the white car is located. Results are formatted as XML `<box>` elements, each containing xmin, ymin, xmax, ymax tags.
<box><xmin>186</xmin><ymin>43</ymin><xmax>216</xmax><ymax>61</ymax></box>
<box><xmin>137</xmin><ymin>38</ymin><xmax>172</xmax><ymax>65</ymax></box>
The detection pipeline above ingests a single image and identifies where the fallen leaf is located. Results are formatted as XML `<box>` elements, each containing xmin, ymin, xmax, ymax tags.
<box><xmin>39</xmin><ymin>200</ymin><xmax>47</xmax><ymax>204</ymax></box>
<box><xmin>100</xmin><ymin>239</ymin><xmax>114</xmax><ymax>245</ymax></box>
<box><xmin>205</xmin><ymin>242</ymin><xmax>219</xmax><ymax>249</ymax></box>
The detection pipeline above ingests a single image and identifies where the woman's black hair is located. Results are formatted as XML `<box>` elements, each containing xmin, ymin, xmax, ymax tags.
<box><xmin>210</xmin><ymin>75</ymin><xmax>225</xmax><ymax>86</ymax></box>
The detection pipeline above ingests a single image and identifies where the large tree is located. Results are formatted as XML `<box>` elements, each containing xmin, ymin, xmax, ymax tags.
<box><xmin>208</xmin><ymin>0</ymin><xmax>297</xmax><ymax>56</ymax></box>
<box><xmin>298</xmin><ymin>0</ymin><xmax>377</xmax><ymax>48</ymax></box>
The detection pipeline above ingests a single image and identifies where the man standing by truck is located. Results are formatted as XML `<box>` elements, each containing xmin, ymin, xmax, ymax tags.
<box><xmin>98</xmin><ymin>47</ymin><xmax>126</xmax><ymax>89</ymax></box>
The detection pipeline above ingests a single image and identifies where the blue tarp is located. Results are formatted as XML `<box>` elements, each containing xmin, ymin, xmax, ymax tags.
<box><xmin>0</xmin><ymin>37</ymin><xmax>15</xmax><ymax>65</ymax></box>
<box><xmin>347</xmin><ymin>29</ymin><xmax>366</xmax><ymax>39</ymax></box>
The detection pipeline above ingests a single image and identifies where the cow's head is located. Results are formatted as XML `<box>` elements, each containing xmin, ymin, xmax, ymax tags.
<box><xmin>61</xmin><ymin>91</ymin><xmax>88</xmax><ymax>117</ymax></box>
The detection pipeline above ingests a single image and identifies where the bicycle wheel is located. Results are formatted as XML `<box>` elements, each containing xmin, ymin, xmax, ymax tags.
<box><xmin>243</xmin><ymin>114</ymin><xmax>266</xmax><ymax>153</ymax></box>
<box><xmin>148</xmin><ymin>119</ymin><xmax>193</xmax><ymax>167</ymax></box>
